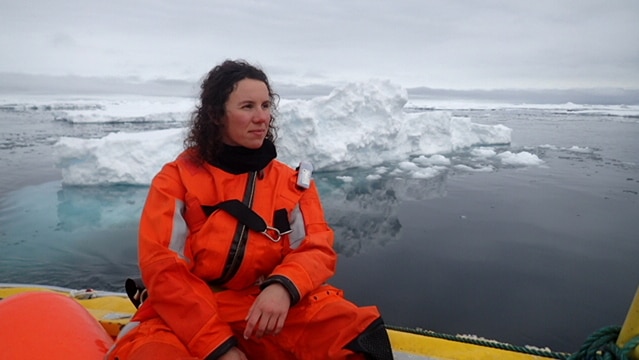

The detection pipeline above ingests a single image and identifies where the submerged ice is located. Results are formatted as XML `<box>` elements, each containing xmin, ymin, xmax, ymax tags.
<box><xmin>53</xmin><ymin>80</ymin><xmax>532</xmax><ymax>186</ymax></box>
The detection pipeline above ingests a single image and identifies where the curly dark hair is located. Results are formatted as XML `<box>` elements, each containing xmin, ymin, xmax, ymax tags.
<box><xmin>184</xmin><ymin>59</ymin><xmax>278</xmax><ymax>163</ymax></box>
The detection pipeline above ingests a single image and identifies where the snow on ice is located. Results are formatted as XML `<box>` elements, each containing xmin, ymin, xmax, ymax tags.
<box><xmin>52</xmin><ymin>80</ymin><xmax>541</xmax><ymax>186</ymax></box>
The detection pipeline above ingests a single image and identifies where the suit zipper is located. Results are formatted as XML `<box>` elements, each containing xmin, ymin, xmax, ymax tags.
<box><xmin>211</xmin><ymin>171</ymin><xmax>257</xmax><ymax>285</ymax></box>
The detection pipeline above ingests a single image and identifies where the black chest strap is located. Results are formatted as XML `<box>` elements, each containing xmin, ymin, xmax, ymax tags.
<box><xmin>202</xmin><ymin>200</ymin><xmax>292</xmax><ymax>243</ymax></box>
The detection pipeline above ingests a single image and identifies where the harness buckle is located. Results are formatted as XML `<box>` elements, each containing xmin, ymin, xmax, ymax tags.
<box><xmin>262</xmin><ymin>226</ymin><xmax>292</xmax><ymax>242</ymax></box>
<box><xmin>263</xmin><ymin>226</ymin><xmax>282</xmax><ymax>242</ymax></box>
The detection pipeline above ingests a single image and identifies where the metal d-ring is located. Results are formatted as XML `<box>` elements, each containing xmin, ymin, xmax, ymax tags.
<box><xmin>262</xmin><ymin>226</ymin><xmax>282</xmax><ymax>242</ymax></box>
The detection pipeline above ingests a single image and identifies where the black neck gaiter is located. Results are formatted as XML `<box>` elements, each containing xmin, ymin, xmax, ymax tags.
<box><xmin>210</xmin><ymin>139</ymin><xmax>277</xmax><ymax>174</ymax></box>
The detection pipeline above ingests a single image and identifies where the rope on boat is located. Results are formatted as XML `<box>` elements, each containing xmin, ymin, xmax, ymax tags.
<box><xmin>385</xmin><ymin>324</ymin><xmax>572</xmax><ymax>359</ymax></box>
<box><xmin>566</xmin><ymin>326</ymin><xmax>639</xmax><ymax>360</ymax></box>
<box><xmin>386</xmin><ymin>324</ymin><xmax>639</xmax><ymax>359</ymax></box>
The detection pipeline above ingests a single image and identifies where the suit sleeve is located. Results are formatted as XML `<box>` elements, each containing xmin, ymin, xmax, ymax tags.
<box><xmin>138</xmin><ymin>162</ymin><xmax>235</xmax><ymax>359</ymax></box>
<box><xmin>261</xmin><ymin>180</ymin><xmax>337</xmax><ymax>305</ymax></box>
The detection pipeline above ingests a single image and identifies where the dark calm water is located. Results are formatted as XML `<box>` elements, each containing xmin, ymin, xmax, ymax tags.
<box><xmin>1</xmin><ymin>108</ymin><xmax>638</xmax><ymax>353</ymax></box>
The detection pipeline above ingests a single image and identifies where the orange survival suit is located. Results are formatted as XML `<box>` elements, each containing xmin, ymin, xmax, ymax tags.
<box><xmin>107</xmin><ymin>146</ymin><xmax>393</xmax><ymax>360</ymax></box>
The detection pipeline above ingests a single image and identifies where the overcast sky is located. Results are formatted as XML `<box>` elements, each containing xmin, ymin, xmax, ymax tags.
<box><xmin>2</xmin><ymin>0</ymin><xmax>638</xmax><ymax>90</ymax></box>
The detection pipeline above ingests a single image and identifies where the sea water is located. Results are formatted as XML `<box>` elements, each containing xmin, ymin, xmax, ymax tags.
<box><xmin>1</xmin><ymin>95</ymin><xmax>638</xmax><ymax>353</ymax></box>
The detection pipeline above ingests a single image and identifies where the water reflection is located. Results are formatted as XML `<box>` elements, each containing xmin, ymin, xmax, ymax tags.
<box><xmin>0</xmin><ymin>182</ymin><xmax>140</xmax><ymax>289</ymax></box>
<box><xmin>2</xmin><ymin>169</ymin><xmax>451</xmax><ymax>268</ymax></box>
<box><xmin>56</xmin><ymin>185</ymin><xmax>147</xmax><ymax>231</ymax></box>
<box><xmin>316</xmin><ymin>169</ymin><xmax>449</xmax><ymax>256</ymax></box>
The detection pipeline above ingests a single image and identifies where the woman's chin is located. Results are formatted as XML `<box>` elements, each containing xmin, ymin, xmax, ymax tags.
<box><xmin>244</xmin><ymin>139</ymin><xmax>265</xmax><ymax>149</ymax></box>
<box><xmin>222</xmin><ymin>138</ymin><xmax>265</xmax><ymax>149</ymax></box>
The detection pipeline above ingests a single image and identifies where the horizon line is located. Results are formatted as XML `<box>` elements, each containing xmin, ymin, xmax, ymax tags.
<box><xmin>0</xmin><ymin>72</ymin><xmax>638</xmax><ymax>105</ymax></box>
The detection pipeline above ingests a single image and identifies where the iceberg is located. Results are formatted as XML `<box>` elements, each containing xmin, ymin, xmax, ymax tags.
<box><xmin>53</xmin><ymin>80</ymin><xmax>524</xmax><ymax>186</ymax></box>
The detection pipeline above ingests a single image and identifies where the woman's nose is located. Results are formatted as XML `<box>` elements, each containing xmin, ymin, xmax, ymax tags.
<box><xmin>254</xmin><ymin>108</ymin><xmax>270</xmax><ymax>122</ymax></box>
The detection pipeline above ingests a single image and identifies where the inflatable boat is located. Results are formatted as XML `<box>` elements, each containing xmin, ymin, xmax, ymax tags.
<box><xmin>1</xmin><ymin>283</ymin><xmax>637</xmax><ymax>359</ymax></box>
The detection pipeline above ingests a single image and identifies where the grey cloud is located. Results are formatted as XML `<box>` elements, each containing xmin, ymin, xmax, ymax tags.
<box><xmin>0</xmin><ymin>0</ymin><xmax>637</xmax><ymax>90</ymax></box>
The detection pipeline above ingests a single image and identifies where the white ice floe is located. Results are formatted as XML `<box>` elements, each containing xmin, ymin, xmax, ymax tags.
<box><xmin>51</xmin><ymin>80</ymin><xmax>542</xmax><ymax>186</ymax></box>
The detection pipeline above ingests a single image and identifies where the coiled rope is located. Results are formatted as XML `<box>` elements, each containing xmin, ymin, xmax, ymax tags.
<box><xmin>567</xmin><ymin>326</ymin><xmax>639</xmax><ymax>360</ymax></box>
<box><xmin>386</xmin><ymin>324</ymin><xmax>639</xmax><ymax>360</ymax></box>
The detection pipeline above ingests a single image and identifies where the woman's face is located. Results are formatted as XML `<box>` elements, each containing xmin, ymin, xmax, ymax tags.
<box><xmin>221</xmin><ymin>78</ymin><xmax>271</xmax><ymax>149</ymax></box>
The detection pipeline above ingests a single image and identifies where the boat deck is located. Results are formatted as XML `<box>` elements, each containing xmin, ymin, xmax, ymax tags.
<box><xmin>0</xmin><ymin>284</ymin><xmax>568</xmax><ymax>360</ymax></box>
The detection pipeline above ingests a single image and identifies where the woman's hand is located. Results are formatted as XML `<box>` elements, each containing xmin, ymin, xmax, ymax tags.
<box><xmin>243</xmin><ymin>283</ymin><xmax>291</xmax><ymax>339</ymax></box>
<box><xmin>218</xmin><ymin>347</ymin><xmax>248</xmax><ymax>360</ymax></box>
